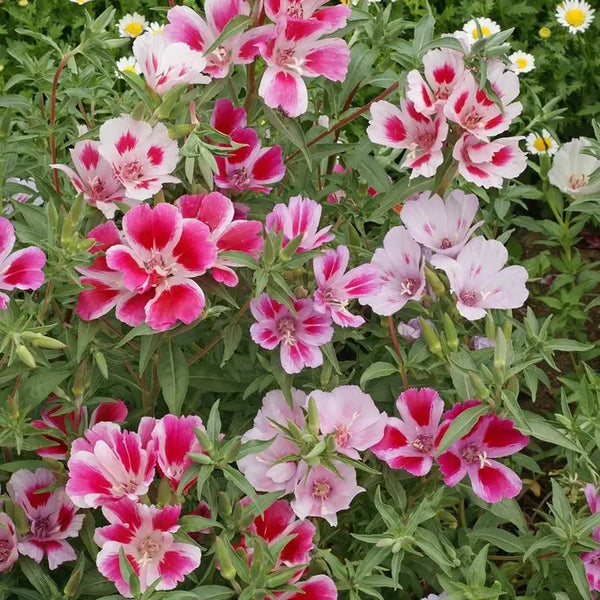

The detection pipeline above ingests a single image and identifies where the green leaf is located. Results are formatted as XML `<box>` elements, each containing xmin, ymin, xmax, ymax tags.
<box><xmin>19</xmin><ymin>557</ymin><xmax>59</xmax><ymax>597</ymax></box>
<box><xmin>565</xmin><ymin>553</ymin><xmax>592</xmax><ymax>600</ymax></box>
<box><xmin>157</xmin><ymin>342</ymin><xmax>189</xmax><ymax>416</ymax></box>
<box><xmin>360</xmin><ymin>362</ymin><xmax>398</xmax><ymax>388</ymax></box>
<box><xmin>521</xmin><ymin>413</ymin><xmax>582</xmax><ymax>453</ymax></box>
<box><xmin>164</xmin><ymin>586</ymin><xmax>235</xmax><ymax>600</ymax></box>
<box><xmin>221</xmin><ymin>323</ymin><xmax>243</xmax><ymax>367</ymax></box>
<box><xmin>263</xmin><ymin>107</ymin><xmax>312</xmax><ymax>169</ymax></box>
<box><xmin>436</xmin><ymin>404</ymin><xmax>489</xmax><ymax>455</ymax></box>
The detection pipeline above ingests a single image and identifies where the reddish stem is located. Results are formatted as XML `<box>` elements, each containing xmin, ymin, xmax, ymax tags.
<box><xmin>388</xmin><ymin>316</ymin><xmax>409</xmax><ymax>389</ymax></box>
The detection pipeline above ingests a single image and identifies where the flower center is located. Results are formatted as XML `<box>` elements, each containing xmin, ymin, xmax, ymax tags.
<box><xmin>88</xmin><ymin>177</ymin><xmax>108</xmax><ymax>200</ymax></box>
<box><xmin>533</xmin><ymin>137</ymin><xmax>552</xmax><ymax>152</ymax></box>
<box><xmin>411</xmin><ymin>434</ymin><xmax>434</xmax><ymax>453</ymax></box>
<box><xmin>0</xmin><ymin>540</ymin><xmax>12</xmax><ymax>563</ymax></box>
<box><xmin>31</xmin><ymin>516</ymin><xmax>54</xmax><ymax>538</ymax></box>
<box><xmin>287</xmin><ymin>0</ymin><xmax>304</xmax><ymax>18</ymax></box>
<box><xmin>440</xmin><ymin>237</ymin><xmax>452</xmax><ymax>249</ymax></box>
<box><xmin>313</xmin><ymin>480</ymin><xmax>331</xmax><ymax>499</ymax></box>
<box><xmin>124</xmin><ymin>22</ymin><xmax>144</xmax><ymax>37</ymax></box>
<box><xmin>460</xmin><ymin>443</ymin><xmax>490</xmax><ymax>468</ymax></box>
<box><xmin>275</xmin><ymin>47</ymin><xmax>302</xmax><ymax>73</ymax></box>
<box><xmin>138</xmin><ymin>535</ymin><xmax>160</xmax><ymax>560</ymax></box>
<box><xmin>335</xmin><ymin>426</ymin><xmax>351</xmax><ymax>448</ymax></box>
<box><xmin>277</xmin><ymin>317</ymin><xmax>297</xmax><ymax>346</ymax></box>
<box><xmin>400</xmin><ymin>278</ymin><xmax>420</xmax><ymax>296</ymax></box>
<box><xmin>435</xmin><ymin>84</ymin><xmax>452</xmax><ymax>101</ymax></box>
<box><xmin>116</xmin><ymin>480</ymin><xmax>139</xmax><ymax>495</ymax></box>
<box><xmin>592</xmin><ymin>553</ymin><xmax>600</xmax><ymax>566</ymax></box>
<box><xmin>471</xmin><ymin>25</ymin><xmax>491</xmax><ymax>38</ymax></box>
<box><xmin>211</xmin><ymin>45</ymin><xmax>231</xmax><ymax>66</ymax></box>
<box><xmin>416</xmin><ymin>131</ymin><xmax>435</xmax><ymax>149</ymax></box>
<box><xmin>568</xmin><ymin>173</ymin><xmax>589</xmax><ymax>190</ymax></box>
<box><xmin>565</xmin><ymin>8</ymin><xmax>586</xmax><ymax>27</ymax></box>
<box><xmin>230</xmin><ymin>167</ymin><xmax>250</xmax><ymax>188</ymax></box>
<box><xmin>460</xmin><ymin>290</ymin><xmax>479</xmax><ymax>306</ymax></box>
<box><xmin>115</xmin><ymin>161</ymin><xmax>143</xmax><ymax>182</ymax></box>
<box><xmin>463</xmin><ymin>107</ymin><xmax>482</xmax><ymax>129</ymax></box>
<box><xmin>515</xmin><ymin>58</ymin><xmax>529</xmax><ymax>70</ymax></box>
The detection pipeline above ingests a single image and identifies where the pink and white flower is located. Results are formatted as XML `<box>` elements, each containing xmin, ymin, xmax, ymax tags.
<box><xmin>165</xmin><ymin>3</ymin><xmax>274</xmax><ymax>79</ymax></box>
<box><xmin>250</xmin><ymin>294</ymin><xmax>333</xmax><ymax>374</ymax></box>
<box><xmin>311</xmin><ymin>385</ymin><xmax>387</xmax><ymax>459</ymax></box>
<box><xmin>313</xmin><ymin>246</ymin><xmax>380</xmax><ymax>327</ymax></box>
<box><xmin>98</xmin><ymin>116</ymin><xmax>179</xmax><ymax>201</ymax></box>
<box><xmin>359</xmin><ymin>226</ymin><xmax>425</xmax><ymax>316</ymax></box>
<box><xmin>0</xmin><ymin>513</ymin><xmax>18</xmax><ymax>573</ymax></box>
<box><xmin>367</xmin><ymin>100</ymin><xmax>448</xmax><ymax>178</ymax></box>
<box><xmin>437</xmin><ymin>411</ymin><xmax>529</xmax><ymax>503</ymax></box>
<box><xmin>266</xmin><ymin>195</ymin><xmax>334</xmax><ymax>253</ymax></box>
<box><xmin>583</xmin><ymin>550</ymin><xmax>600</xmax><ymax>591</ymax></box>
<box><xmin>548</xmin><ymin>138</ymin><xmax>600</xmax><ymax>197</ymax></box>
<box><xmin>406</xmin><ymin>48</ymin><xmax>465</xmax><ymax>115</ymax></box>
<box><xmin>5</xmin><ymin>177</ymin><xmax>43</xmax><ymax>208</ymax></box>
<box><xmin>371</xmin><ymin>388</ymin><xmax>444</xmax><ymax>476</ymax></box>
<box><xmin>133</xmin><ymin>31</ymin><xmax>210</xmax><ymax>95</ymax></box>
<box><xmin>453</xmin><ymin>134</ymin><xmax>527</xmax><ymax>189</ymax></box>
<box><xmin>177</xmin><ymin>192</ymin><xmax>263</xmax><ymax>287</ymax></box>
<box><xmin>66</xmin><ymin>422</ymin><xmax>156</xmax><ymax>508</ymax></box>
<box><xmin>585</xmin><ymin>484</ymin><xmax>600</xmax><ymax>543</ymax></box>
<box><xmin>258</xmin><ymin>18</ymin><xmax>350</xmax><ymax>117</ymax></box>
<box><xmin>264</xmin><ymin>0</ymin><xmax>350</xmax><ymax>32</ymax></box>
<box><xmin>0</xmin><ymin>217</ymin><xmax>45</xmax><ymax>310</ymax></box>
<box><xmin>95</xmin><ymin>499</ymin><xmax>201</xmax><ymax>597</ymax></box>
<box><xmin>7</xmin><ymin>469</ymin><xmax>83</xmax><ymax>570</ymax></box>
<box><xmin>430</xmin><ymin>237</ymin><xmax>529</xmax><ymax>320</ymax></box>
<box><xmin>278</xmin><ymin>575</ymin><xmax>338</xmax><ymax>600</ymax></box>
<box><xmin>400</xmin><ymin>190</ymin><xmax>483</xmax><ymax>257</ymax></box>
<box><xmin>104</xmin><ymin>203</ymin><xmax>217</xmax><ymax>331</ymax></box>
<box><xmin>291</xmin><ymin>462</ymin><xmax>364</xmax><ymax>526</ymax></box>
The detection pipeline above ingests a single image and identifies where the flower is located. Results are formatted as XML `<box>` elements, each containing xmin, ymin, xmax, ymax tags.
<box><xmin>397</xmin><ymin>317</ymin><xmax>423</xmax><ymax>342</ymax></box>
<box><xmin>0</xmin><ymin>217</ymin><xmax>46</xmax><ymax>310</ymax></box>
<box><xmin>462</xmin><ymin>17</ymin><xmax>501</xmax><ymax>43</ymax></box>
<box><xmin>266</xmin><ymin>195</ymin><xmax>334</xmax><ymax>252</ymax></box>
<box><xmin>66</xmin><ymin>422</ymin><xmax>156</xmax><ymax>508</ymax></box>
<box><xmin>367</xmin><ymin>100</ymin><xmax>449</xmax><ymax>178</ymax></box>
<box><xmin>406</xmin><ymin>48</ymin><xmax>465</xmax><ymax>115</ymax></box>
<box><xmin>264</xmin><ymin>0</ymin><xmax>350</xmax><ymax>32</ymax></box>
<box><xmin>313</xmin><ymin>246</ymin><xmax>380</xmax><ymax>327</ymax></box>
<box><xmin>165</xmin><ymin>3</ymin><xmax>274</xmax><ymax>79</ymax></box>
<box><xmin>94</xmin><ymin>499</ymin><xmax>201</xmax><ymax>597</ymax></box>
<box><xmin>582</xmin><ymin>549</ymin><xmax>600</xmax><ymax>591</ymax></box>
<box><xmin>430</xmin><ymin>237</ymin><xmax>529</xmax><ymax>320</ymax></box>
<box><xmin>453</xmin><ymin>134</ymin><xmax>527</xmax><ymax>189</ymax></box>
<box><xmin>103</xmin><ymin>203</ymin><xmax>217</xmax><ymax>331</ymax></box>
<box><xmin>70</xmin><ymin>0</ymin><xmax>92</xmax><ymax>4</ymax></box>
<box><xmin>51</xmin><ymin>140</ymin><xmax>129</xmax><ymax>218</ymax></box>
<box><xmin>133</xmin><ymin>31</ymin><xmax>210</xmax><ymax>95</ymax></box>
<box><xmin>98</xmin><ymin>115</ymin><xmax>179</xmax><ymax>200</ymax></box>
<box><xmin>556</xmin><ymin>0</ymin><xmax>595</xmax><ymax>34</ymax></box>
<box><xmin>359</xmin><ymin>226</ymin><xmax>425</xmax><ymax>316</ymax></box>
<box><xmin>176</xmin><ymin>192</ymin><xmax>263</xmax><ymax>287</ymax></box>
<box><xmin>146</xmin><ymin>22</ymin><xmax>164</xmax><ymax>35</ymax></box>
<box><xmin>0</xmin><ymin>513</ymin><xmax>18</xmax><ymax>573</ymax></box>
<box><xmin>116</xmin><ymin>56</ymin><xmax>141</xmax><ymax>75</ymax></box>
<box><xmin>471</xmin><ymin>336</ymin><xmax>495</xmax><ymax>350</ymax></box>
<box><xmin>525</xmin><ymin>129</ymin><xmax>559</xmax><ymax>155</ymax></box>
<box><xmin>7</xmin><ymin>469</ymin><xmax>83</xmax><ymax>570</ymax></box>
<box><xmin>548</xmin><ymin>138</ymin><xmax>600</xmax><ymax>197</ymax></box>
<box><xmin>400</xmin><ymin>190</ymin><xmax>483</xmax><ymax>258</ymax></box>
<box><xmin>291</xmin><ymin>462</ymin><xmax>364</xmax><ymax>526</ymax></box>
<box><xmin>586</xmin><ymin>484</ymin><xmax>600</xmax><ymax>514</ymax></box>
<box><xmin>250</xmin><ymin>294</ymin><xmax>333</xmax><ymax>374</ymax></box>
<box><xmin>278</xmin><ymin>575</ymin><xmax>338</xmax><ymax>600</ymax></box>
<box><xmin>437</xmin><ymin>412</ymin><xmax>529</xmax><ymax>503</ymax></box>
<box><xmin>509</xmin><ymin>51</ymin><xmax>535</xmax><ymax>74</ymax></box>
<box><xmin>5</xmin><ymin>177</ymin><xmax>43</xmax><ymax>206</ymax></box>
<box><xmin>258</xmin><ymin>18</ymin><xmax>350</xmax><ymax>117</ymax></box>
<box><xmin>238</xmin><ymin>389</ymin><xmax>307</xmax><ymax>492</ymax></box>
<box><xmin>311</xmin><ymin>385</ymin><xmax>387</xmax><ymax>458</ymax></box>
<box><xmin>118</xmin><ymin>12</ymin><xmax>148</xmax><ymax>38</ymax></box>
<box><xmin>539</xmin><ymin>26</ymin><xmax>552</xmax><ymax>38</ymax></box>
<box><xmin>371</xmin><ymin>388</ymin><xmax>445</xmax><ymax>476</ymax></box>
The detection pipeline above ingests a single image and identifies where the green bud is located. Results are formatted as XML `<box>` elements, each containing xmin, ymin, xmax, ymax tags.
<box><xmin>31</xmin><ymin>334</ymin><xmax>67</xmax><ymax>350</ymax></box>
<box><xmin>468</xmin><ymin>372</ymin><xmax>490</xmax><ymax>400</ymax></box>
<box><xmin>6</xmin><ymin>394</ymin><xmax>19</xmax><ymax>418</ymax></box>
<box><xmin>221</xmin><ymin>439</ymin><xmax>242</xmax><ymax>463</ymax></box>
<box><xmin>493</xmin><ymin>327</ymin><xmax>507</xmax><ymax>372</ymax></box>
<box><xmin>157</xmin><ymin>477</ymin><xmax>172</xmax><ymax>507</ymax></box>
<box><xmin>376</xmin><ymin>538</ymin><xmax>395</xmax><ymax>548</ymax></box>
<box><xmin>485</xmin><ymin>313</ymin><xmax>496</xmax><ymax>341</ymax></box>
<box><xmin>94</xmin><ymin>351</ymin><xmax>109</xmax><ymax>379</ymax></box>
<box><xmin>188</xmin><ymin>452</ymin><xmax>213</xmax><ymax>465</ymax></box>
<box><xmin>305</xmin><ymin>439</ymin><xmax>327</xmax><ymax>460</ymax></box>
<box><xmin>218</xmin><ymin>492</ymin><xmax>232</xmax><ymax>516</ymax></box>
<box><xmin>392</xmin><ymin>540</ymin><xmax>403</xmax><ymax>553</ymax></box>
<box><xmin>15</xmin><ymin>345</ymin><xmax>36</xmax><ymax>369</ymax></box>
<box><xmin>419</xmin><ymin>317</ymin><xmax>442</xmax><ymax>357</ymax></box>
<box><xmin>442</xmin><ymin>313</ymin><xmax>458</xmax><ymax>352</ymax></box>
<box><xmin>168</xmin><ymin>123</ymin><xmax>196</xmax><ymax>139</ymax></box>
<box><xmin>425</xmin><ymin>266</ymin><xmax>445</xmax><ymax>297</ymax></box>
<box><xmin>72</xmin><ymin>361</ymin><xmax>86</xmax><ymax>407</ymax></box>
<box><xmin>63</xmin><ymin>560</ymin><xmax>84</xmax><ymax>597</ymax></box>
<box><xmin>194</xmin><ymin>427</ymin><xmax>214</xmax><ymax>452</ymax></box>
<box><xmin>502</xmin><ymin>313</ymin><xmax>513</xmax><ymax>339</ymax></box>
<box><xmin>279</xmin><ymin>233</ymin><xmax>304</xmax><ymax>261</ymax></box>
<box><xmin>215</xmin><ymin>537</ymin><xmax>237</xmax><ymax>581</ymax></box>
<box><xmin>307</xmin><ymin>396</ymin><xmax>320</xmax><ymax>436</ymax></box>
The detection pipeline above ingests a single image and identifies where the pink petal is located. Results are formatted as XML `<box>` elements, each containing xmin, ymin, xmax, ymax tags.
<box><xmin>144</xmin><ymin>280</ymin><xmax>205</xmax><ymax>331</ymax></box>
<box><xmin>469</xmin><ymin>460</ymin><xmax>523</xmax><ymax>503</ymax></box>
<box><xmin>258</xmin><ymin>68</ymin><xmax>308</xmax><ymax>118</ymax></box>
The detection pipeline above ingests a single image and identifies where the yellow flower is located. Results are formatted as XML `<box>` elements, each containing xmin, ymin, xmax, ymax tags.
<box><xmin>462</xmin><ymin>17</ymin><xmax>501</xmax><ymax>43</ymax></box>
<box><xmin>117</xmin><ymin>13</ymin><xmax>148</xmax><ymax>39</ymax></box>
<box><xmin>539</xmin><ymin>26</ymin><xmax>552</xmax><ymax>38</ymax></box>
<box><xmin>556</xmin><ymin>0</ymin><xmax>595</xmax><ymax>34</ymax></box>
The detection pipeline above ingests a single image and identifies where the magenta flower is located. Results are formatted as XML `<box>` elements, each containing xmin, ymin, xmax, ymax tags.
<box><xmin>264</xmin><ymin>0</ymin><xmax>350</xmax><ymax>32</ymax></box>
<box><xmin>7</xmin><ymin>469</ymin><xmax>83</xmax><ymax>570</ymax></box>
<box><xmin>150</xmin><ymin>414</ymin><xmax>206</xmax><ymax>492</ymax></box>
<box><xmin>397</xmin><ymin>317</ymin><xmax>424</xmax><ymax>343</ymax></box>
<box><xmin>0</xmin><ymin>217</ymin><xmax>45</xmax><ymax>309</ymax></box>
<box><xmin>250</xmin><ymin>294</ymin><xmax>333</xmax><ymax>374</ymax></box>
<box><xmin>66</xmin><ymin>422</ymin><xmax>156</xmax><ymax>508</ymax></box>
<box><xmin>437</xmin><ymin>412</ymin><xmax>529</xmax><ymax>503</ymax></box>
<box><xmin>176</xmin><ymin>192</ymin><xmax>263</xmax><ymax>287</ymax></box>
<box><xmin>165</xmin><ymin>3</ymin><xmax>274</xmax><ymax>79</ymax></box>
<box><xmin>359</xmin><ymin>226</ymin><xmax>425</xmax><ymax>316</ymax></box>
<box><xmin>133</xmin><ymin>31</ymin><xmax>210</xmax><ymax>95</ymax></box>
<box><xmin>453</xmin><ymin>134</ymin><xmax>527</xmax><ymax>189</ymax></box>
<box><xmin>371</xmin><ymin>388</ymin><xmax>445</xmax><ymax>476</ymax></box>
<box><xmin>94</xmin><ymin>499</ymin><xmax>201</xmax><ymax>597</ymax></box>
<box><xmin>278</xmin><ymin>575</ymin><xmax>338</xmax><ymax>600</ymax></box>
<box><xmin>291</xmin><ymin>462</ymin><xmax>364</xmax><ymax>526</ymax></box>
<box><xmin>367</xmin><ymin>100</ymin><xmax>448</xmax><ymax>178</ymax></box>
<box><xmin>0</xmin><ymin>513</ymin><xmax>18</xmax><ymax>573</ymax></box>
<box><xmin>313</xmin><ymin>246</ymin><xmax>380</xmax><ymax>327</ymax></box>
<box><xmin>430</xmin><ymin>237</ymin><xmax>529</xmax><ymax>320</ymax></box>
<box><xmin>51</xmin><ymin>140</ymin><xmax>128</xmax><ymax>218</ymax></box>
<box><xmin>406</xmin><ymin>48</ymin><xmax>465</xmax><ymax>115</ymax></box>
<box><xmin>400</xmin><ymin>190</ymin><xmax>483</xmax><ymax>257</ymax></box>
<box><xmin>311</xmin><ymin>385</ymin><xmax>387</xmax><ymax>459</ymax></box>
<box><xmin>104</xmin><ymin>203</ymin><xmax>217</xmax><ymax>331</ymax></box>
<box><xmin>583</xmin><ymin>550</ymin><xmax>600</xmax><ymax>591</ymax></box>
<box><xmin>266</xmin><ymin>195</ymin><xmax>334</xmax><ymax>253</ymax></box>
<box><xmin>585</xmin><ymin>484</ymin><xmax>600</xmax><ymax>543</ymax></box>
<box><xmin>258</xmin><ymin>18</ymin><xmax>350</xmax><ymax>117</ymax></box>
<box><xmin>98</xmin><ymin>115</ymin><xmax>179</xmax><ymax>200</ymax></box>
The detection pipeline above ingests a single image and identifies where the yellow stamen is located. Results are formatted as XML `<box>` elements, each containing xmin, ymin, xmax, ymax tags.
<box><xmin>515</xmin><ymin>58</ymin><xmax>528</xmax><ymax>70</ymax></box>
<box><xmin>565</xmin><ymin>8</ymin><xmax>586</xmax><ymax>27</ymax></box>
<box><xmin>533</xmin><ymin>137</ymin><xmax>552</xmax><ymax>152</ymax></box>
<box><xmin>472</xmin><ymin>25</ymin><xmax>492</xmax><ymax>38</ymax></box>
<box><xmin>124</xmin><ymin>22</ymin><xmax>144</xmax><ymax>37</ymax></box>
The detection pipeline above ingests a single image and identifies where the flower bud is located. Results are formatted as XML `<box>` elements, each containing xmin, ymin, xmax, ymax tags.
<box><xmin>419</xmin><ymin>317</ymin><xmax>442</xmax><ymax>357</ymax></box>
<box><xmin>485</xmin><ymin>313</ymin><xmax>496</xmax><ymax>341</ymax></box>
<box><xmin>425</xmin><ymin>266</ymin><xmax>445</xmax><ymax>297</ymax></box>
<box><xmin>15</xmin><ymin>345</ymin><xmax>36</xmax><ymax>369</ymax></box>
<box><xmin>157</xmin><ymin>477</ymin><xmax>172</xmax><ymax>507</ymax></box>
<box><xmin>539</xmin><ymin>26</ymin><xmax>551</xmax><ymax>38</ymax></box>
<box><xmin>468</xmin><ymin>372</ymin><xmax>490</xmax><ymax>400</ymax></box>
<box><xmin>215</xmin><ymin>537</ymin><xmax>237</xmax><ymax>582</ymax></box>
<box><xmin>218</xmin><ymin>492</ymin><xmax>232</xmax><ymax>516</ymax></box>
<box><xmin>94</xmin><ymin>351</ymin><xmax>109</xmax><ymax>380</ymax></box>
<box><xmin>307</xmin><ymin>396</ymin><xmax>320</xmax><ymax>436</ymax></box>
<box><xmin>63</xmin><ymin>561</ymin><xmax>84</xmax><ymax>597</ymax></box>
<box><xmin>493</xmin><ymin>328</ymin><xmax>507</xmax><ymax>372</ymax></box>
<box><xmin>31</xmin><ymin>334</ymin><xmax>67</xmax><ymax>350</ymax></box>
<box><xmin>442</xmin><ymin>313</ymin><xmax>458</xmax><ymax>352</ymax></box>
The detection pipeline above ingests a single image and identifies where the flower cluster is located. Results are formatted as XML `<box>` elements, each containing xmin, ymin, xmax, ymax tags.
<box><xmin>582</xmin><ymin>484</ymin><xmax>600</xmax><ymax>591</ymax></box>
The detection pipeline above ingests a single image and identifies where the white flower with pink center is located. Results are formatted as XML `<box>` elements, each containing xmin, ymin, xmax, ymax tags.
<box><xmin>548</xmin><ymin>138</ymin><xmax>600</xmax><ymax>197</ymax></box>
<box><xmin>98</xmin><ymin>116</ymin><xmax>180</xmax><ymax>201</ymax></box>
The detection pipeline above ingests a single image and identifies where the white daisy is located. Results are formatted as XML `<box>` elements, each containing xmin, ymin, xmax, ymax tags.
<box><xmin>146</xmin><ymin>22</ymin><xmax>165</xmax><ymax>35</ymax></box>
<box><xmin>462</xmin><ymin>17</ymin><xmax>501</xmax><ymax>43</ymax></box>
<box><xmin>70</xmin><ymin>0</ymin><xmax>92</xmax><ymax>4</ymax></box>
<box><xmin>116</xmin><ymin>56</ymin><xmax>141</xmax><ymax>76</ymax></box>
<box><xmin>526</xmin><ymin>130</ymin><xmax>559</xmax><ymax>155</ymax></box>
<box><xmin>548</xmin><ymin>138</ymin><xmax>600</xmax><ymax>197</ymax></box>
<box><xmin>509</xmin><ymin>51</ymin><xmax>536</xmax><ymax>74</ymax></box>
<box><xmin>556</xmin><ymin>0</ymin><xmax>595</xmax><ymax>33</ymax></box>
<box><xmin>117</xmin><ymin>13</ymin><xmax>148</xmax><ymax>39</ymax></box>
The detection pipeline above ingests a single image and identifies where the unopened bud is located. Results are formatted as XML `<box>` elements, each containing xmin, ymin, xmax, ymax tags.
<box><xmin>485</xmin><ymin>313</ymin><xmax>496</xmax><ymax>341</ymax></box>
<box><xmin>222</xmin><ymin>439</ymin><xmax>241</xmax><ymax>463</ymax></box>
<box><xmin>442</xmin><ymin>313</ymin><xmax>458</xmax><ymax>352</ymax></box>
<box><xmin>63</xmin><ymin>561</ymin><xmax>84</xmax><ymax>597</ymax></box>
<box><xmin>157</xmin><ymin>477</ymin><xmax>172</xmax><ymax>507</ymax></box>
<box><xmin>305</xmin><ymin>439</ymin><xmax>327</xmax><ymax>460</ymax></box>
<box><xmin>218</xmin><ymin>492</ymin><xmax>232</xmax><ymax>516</ymax></box>
<box><xmin>215</xmin><ymin>537</ymin><xmax>236</xmax><ymax>581</ymax></box>
<box><xmin>539</xmin><ymin>26</ymin><xmax>551</xmax><ymax>38</ymax></box>
<box><xmin>279</xmin><ymin>233</ymin><xmax>304</xmax><ymax>261</ymax></box>
<box><xmin>15</xmin><ymin>345</ymin><xmax>36</xmax><ymax>369</ymax></box>
<box><xmin>94</xmin><ymin>351</ymin><xmax>108</xmax><ymax>379</ymax></box>
<box><xmin>468</xmin><ymin>372</ymin><xmax>490</xmax><ymax>400</ymax></box>
<box><xmin>425</xmin><ymin>266</ymin><xmax>445</xmax><ymax>297</ymax></box>
<box><xmin>419</xmin><ymin>317</ymin><xmax>442</xmax><ymax>357</ymax></box>
<box><xmin>307</xmin><ymin>396</ymin><xmax>320</xmax><ymax>436</ymax></box>
<box><xmin>493</xmin><ymin>328</ymin><xmax>507</xmax><ymax>372</ymax></box>
<box><xmin>31</xmin><ymin>334</ymin><xmax>67</xmax><ymax>350</ymax></box>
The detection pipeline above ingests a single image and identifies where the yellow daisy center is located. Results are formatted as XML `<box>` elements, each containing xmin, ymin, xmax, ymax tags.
<box><xmin>122</xmin><ymin>65</ymin><xmax>137</xmax><ymax>73</ymax></box>
<box><xmin>515</xmin><ymin>58</ymin><xmax>529</xmax><ymax>70</ymax></box>
<box><xmin>565</xmin><ymin>8</ymin><xmax>586</xmax><ymax>27</ymax></box>
<box><xmin>124</xmin><ymin>22</ymin><xmax>144</xmax><ymax>37</ymax></box>
<box><xmin>533</xmin><ymin>137</ymin><xmax>552</xmax><ymax>152</ymax></box>
<box><xmin>472</xmin><ymin>25</ymin><xmax>492</xmax><ymax>38</ymax></box>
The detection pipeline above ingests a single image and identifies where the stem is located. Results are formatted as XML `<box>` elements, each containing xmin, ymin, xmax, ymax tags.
<box><xmin>77</xmin><ymin>100</ymin><xmax>93</xmax><ymax>130</ymax></box>
<box><xmin>388</xmin><ymin>316</ymin><xmax>409</xmax><ymax>389</ymax></box>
